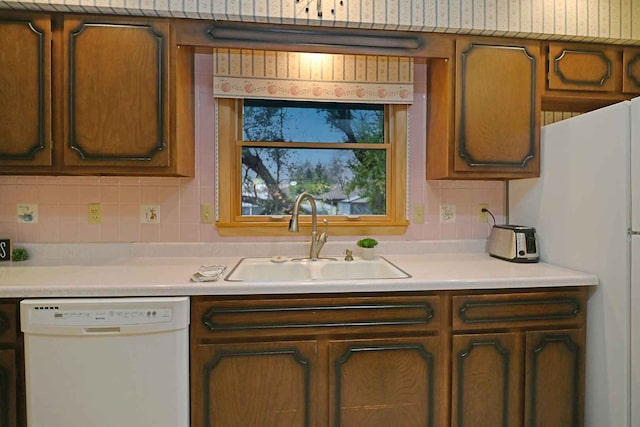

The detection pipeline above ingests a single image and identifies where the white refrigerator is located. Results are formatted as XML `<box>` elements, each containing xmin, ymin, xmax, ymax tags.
<box><xmin>509</xmin><ymin>97</ymin><xmax>640</xmax><ymax>427</ymax></box>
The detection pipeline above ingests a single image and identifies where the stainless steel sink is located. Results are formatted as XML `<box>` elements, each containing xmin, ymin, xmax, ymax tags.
<box><xmin>225</xmin><ymin>256</ymin><xmax>410</xmax><ymax>282</ymax></box>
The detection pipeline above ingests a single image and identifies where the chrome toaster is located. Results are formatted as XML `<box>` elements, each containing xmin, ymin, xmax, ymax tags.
<box><xmin>488</xmin><ymin>225</ymin><xmax>539</xmax><ymax>263</ymax></box>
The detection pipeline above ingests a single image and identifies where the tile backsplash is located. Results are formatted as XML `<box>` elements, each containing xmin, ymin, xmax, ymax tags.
<box><xmin>0</xmin><ymin>54</ymin><xmax>504</xmax><ymax>244</ymax></box>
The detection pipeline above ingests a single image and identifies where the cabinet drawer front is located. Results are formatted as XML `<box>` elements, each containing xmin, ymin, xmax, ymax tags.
<box><xmin>193</xmin><ymin>295</ymin><xmax>440</xmax><ymax>340</ymax></box>
<box><xmin>548</xmin><ymin>43</ymin><xmax>618</xmax><ymax>92</ymax></box>
<box><xmin>0</xmin><ymin>305</ymin><xmax>17</xmax><ymax>344</ymax></box>
<box><xmin>452</xmin><ymin>289</ymin><xmax>586</xmax><ymax>331</ymax></box>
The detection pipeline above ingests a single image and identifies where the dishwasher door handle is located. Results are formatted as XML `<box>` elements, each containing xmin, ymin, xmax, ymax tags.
<box><xmin>83</xmin><ymin>327</ymin><xmax>121</xmax><ymax>334</ymax></box>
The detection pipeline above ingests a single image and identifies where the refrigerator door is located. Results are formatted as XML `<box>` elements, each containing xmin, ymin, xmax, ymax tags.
<box><xmin>509</xmin><ymin>100</ymin><xmax>631</xmax><ymax>427</ymax></box>
<box><xmin>632</xmin><ymin>97</ymin><xmax>640</xmax><ymax>232</ymax></box>
<box><xmin>632</xmin><ymin>235</ymin><xmax>640</xmax><ymax>427</ymax></box>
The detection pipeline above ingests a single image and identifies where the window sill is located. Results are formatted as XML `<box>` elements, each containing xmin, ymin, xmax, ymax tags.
<box><xmin>215</xmin><ymin>221</ymin><xmax>409</xmax><ymax>237</ymax></box>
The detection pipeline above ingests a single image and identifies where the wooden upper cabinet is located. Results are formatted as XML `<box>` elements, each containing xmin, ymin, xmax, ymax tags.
<box><xmin>547</xmin><ymin>42</ymin><xmax>619</xmax><ymax>92</ymax></box>
<box><xmin>623</xmin><ymin>47</ymin><xmax>640</xmax><ymax>94</ymax></box>
<box><xmin>60</xmin><ymin>16</ymin><xmax>194</xmax><ymax>175</ymax></box>
<box><xmin>0</xmin><ymin>13</ymin><xmax>194</xmax><ymax>176</ymax></box>
<box><xmin>426</xmin><ymin>37</ymin><xmax>541</xmax><ymax>180</ymax></box>
<box><xmin>0</xmin><ymin>15</ymin><xmax>52</xmax><ymax>167</ymax></box>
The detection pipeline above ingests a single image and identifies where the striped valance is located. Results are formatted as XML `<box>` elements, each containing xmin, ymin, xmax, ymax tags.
<box><xmin>213</xmin><ymin>48</ymin><xmax>413</xmax><ymax>104</ymax></box>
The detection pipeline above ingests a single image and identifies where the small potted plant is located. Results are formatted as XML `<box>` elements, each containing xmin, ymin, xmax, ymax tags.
<box><xmin>356</xmin><ymin>237</ymin><xmax>378</xmax><ymax>260</ymax></box>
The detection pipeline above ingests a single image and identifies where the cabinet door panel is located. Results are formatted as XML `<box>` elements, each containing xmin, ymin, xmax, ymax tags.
<box><xmin>329</xmin><ymin>337</ymin><xmax>440</xmax><ymax>427</ymax></box>
<box><xmin>0</xmin><ymin>16</ymin><xmax>52</xmax><ymax>167</ymax></box>
<box><xmin>0</xmin><ymin>349</ymin><xmax>17</xmax><ymax>427</ymax></box>
<box><xmin>62</xmin><ymin>17</ymin><xmax>170</xmax><ymax>168</ymax></box>
<box><xmin>454</xmin><ymin>40</ymin><xmax>540</xmax><ymax>175</ymax></box>
<box><xmin>524</xmin><ymin>329</ymin><xmax>585</xmax><ymax>427</ymax></box>
<box><xmin>192</xmin><ymin>341</ymin><xmax>316</xmax><ymax>427</ymax></box>
<box><xmin>451</xmin><ymin>333</ymin><xmax>522</xmax><ymax>427</ymax></box>
<box><xmin>623</xmin><ymin>48</ymin><xmax>640</xmax><ymax>94</ymax></box>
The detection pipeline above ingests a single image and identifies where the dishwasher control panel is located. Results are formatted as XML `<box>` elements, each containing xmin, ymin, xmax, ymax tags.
<box><xmin>27</xmin><ymin>306</ymin><xmax>173</xmax><ymax>326</ymax></box>
<box><xmin>20</xmin><ymin>297</ymin><xmax>190</xmax><ymax>335</ymax></box>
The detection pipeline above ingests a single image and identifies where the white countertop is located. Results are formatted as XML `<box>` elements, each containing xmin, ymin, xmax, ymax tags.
<box><xmin>0</xmin><ymin>252</ymin><xmax>598</xmax><ymax>298</ymax></box>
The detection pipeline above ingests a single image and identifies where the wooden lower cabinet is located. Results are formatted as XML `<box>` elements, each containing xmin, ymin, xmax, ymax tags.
<box><xmin>191</xmin><ymin>288</ymin><xmax>587</xmax><ymax>427</ymax></box>
<box><xmin>0</xmin><ymin>303</ymin><xmax>22</xmax><ymax>427</ymax></box>
<box><xmin>452</xmin><ymin>329</ymin><xmax>585</xmax><ymax>427</ymax></box>
<box><xmin>191</xmin><ymin>294</ymin><xmax>442</xmax><ymax>427</ymax></box>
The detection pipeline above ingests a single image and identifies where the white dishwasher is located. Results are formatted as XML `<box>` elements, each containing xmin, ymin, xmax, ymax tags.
<box><xmin>20</xmin><ymin>297</ymin><xmax>190</xmax><ymax>427</ymax></box>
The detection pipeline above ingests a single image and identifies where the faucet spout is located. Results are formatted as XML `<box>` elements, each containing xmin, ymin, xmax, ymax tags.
<box><xmin>289</xmin><ymin>192</ymin><xmax>328</xmax><ymax>260</ymax></box>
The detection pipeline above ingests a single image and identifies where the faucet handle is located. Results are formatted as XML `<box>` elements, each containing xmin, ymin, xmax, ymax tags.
<box><xmin>320</xmin><ymin>219</ymin><xmax>329</xmax><ymax>240</ymax></box>
<box><xmin>344</xmin><ymin>249</ymin><xmax>354</xmax><ymax>261</ymax></box>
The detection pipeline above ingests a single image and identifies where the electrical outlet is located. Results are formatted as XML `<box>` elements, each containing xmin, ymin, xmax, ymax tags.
<box><xmin>440</xmin><ymin>204</ymin><xmax>456</xmax><ymax>223</ymax></box>
<box><xmin>88</xmin><ymin>203</ymin><xmax>102</xmax><ymax>225</ymax></box>
<box><xmin>412</xmin><ymin>205</ymin><xmax>425</xmax><ymax>224</ymax></box>
<box><xmin>478</xmin><ymin>203</ymin><xmax>489</xmax><ymax>222</ymax></box>
<box><xmin>200</xmin><ymin>204</ymin><xmax>214</xmax><ymax>224</ymax></box>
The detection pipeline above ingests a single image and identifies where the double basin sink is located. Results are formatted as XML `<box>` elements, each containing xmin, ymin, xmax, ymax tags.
<box><xmin>225</xmin><ymin>256</ymin><xmax>411</xmax><ymax>282</ymax></box>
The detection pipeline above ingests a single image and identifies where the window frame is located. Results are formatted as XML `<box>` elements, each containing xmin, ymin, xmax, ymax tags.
<box><xmin>216</xmin><ymin>98</ymin><xmax>408</xmax><ymax>236</ymax></box>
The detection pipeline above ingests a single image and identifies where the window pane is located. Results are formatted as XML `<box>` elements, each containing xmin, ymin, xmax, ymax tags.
<box><xmin>243</xmin><ymin>99</ymin><xmax>384</xmax><ymax>144</ymax></box>
<box><xmin>241</xmin><ymin>147</ymin><xmax>386</xmax><ymax>216</ymax></box>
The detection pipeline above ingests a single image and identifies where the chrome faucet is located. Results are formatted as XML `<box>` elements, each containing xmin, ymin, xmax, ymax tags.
<box><xmin>288</xmin><ymin>192</ymin><xmax>328</xmax><ymax>260</ymax></box>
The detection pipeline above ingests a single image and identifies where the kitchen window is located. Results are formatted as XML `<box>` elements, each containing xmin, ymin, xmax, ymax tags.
<box><xmin>216</xmin><ymin>98</ymin><xmax>408</xmax><ymax>236</ymax></box>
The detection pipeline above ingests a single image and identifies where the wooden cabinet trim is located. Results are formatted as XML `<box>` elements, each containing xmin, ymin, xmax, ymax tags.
<box><xmin>67</xmin><ymin>21</ymin><xmax>166</xmax><ymax>162</ymax></box>
<box><xmin>552</xmin><ymin>48</ymin><xmax>612</xmax><ymax>87</ymax></box>
<box><xmin>458</xmin><ymin>43</ymin><xmax>537</xmax><ymax>169</ymax></box>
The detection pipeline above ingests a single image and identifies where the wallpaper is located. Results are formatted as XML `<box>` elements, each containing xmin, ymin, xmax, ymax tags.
<box><xmin>0</xmin><ymin>0</ymin><xmax>638</xmax><ymax>44</ymax></box>
<box><xmin>213</xmin><ymin>49</ymin><xmax>414</xmax><ymax>103</ymax></box>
